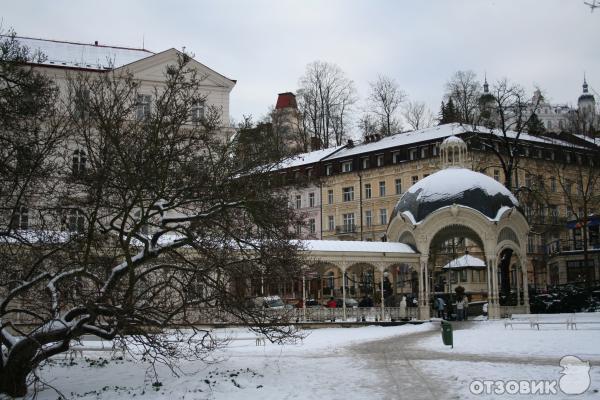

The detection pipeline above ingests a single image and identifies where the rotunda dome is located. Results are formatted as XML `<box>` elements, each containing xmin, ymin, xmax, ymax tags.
<box><xmin>393</xmin><ymin>168</ymin><xmax>518</xmax><ymax>223</ymax></box>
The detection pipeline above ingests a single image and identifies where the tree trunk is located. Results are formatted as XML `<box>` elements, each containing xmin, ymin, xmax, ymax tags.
<box><xmin>0</xmin><ymin>366</ymin><xmax>30</xmax><ymax>398</ymax></box>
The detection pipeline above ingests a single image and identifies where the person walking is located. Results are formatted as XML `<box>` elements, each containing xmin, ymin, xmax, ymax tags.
<box><xmin>435</xmin><ymin>297</ymin><xmax>446</xmax><ymax>319</ymax></box>
<box><xmin>456</xmin><ymin>296</ymin><xmax>465</xmax><ymax>321</ymax></box>
<box><xmin>463</xmin><ymin>295</ymin><xmax>469</xmax><ymax>321</ymax></box>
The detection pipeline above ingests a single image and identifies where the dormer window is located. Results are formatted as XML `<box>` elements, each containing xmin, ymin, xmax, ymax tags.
<box><xmin>342</xmin><ymin>161</ymin><xmax>353</xmax><ymax>173</ymax></box>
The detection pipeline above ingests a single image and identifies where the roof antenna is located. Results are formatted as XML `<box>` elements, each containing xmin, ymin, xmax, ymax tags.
<box><xmin>142</xmin><ymin>34</ymin><xmax>145</xmax><ymax>50</ymax></box>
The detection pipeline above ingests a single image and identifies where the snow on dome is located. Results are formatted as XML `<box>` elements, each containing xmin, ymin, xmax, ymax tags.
<box><xmin>441</xmin><ymin>135</ymin><xmax>465</xmax><ymax>146</ymax></box>
<box><xmin>393</xmin><ymin>168</ymin><xmax>518</xmax><ymax>222</ymax></box>
<box><xmin>442</xmin><ymin>254</ymin><xmax>486</xmax><ymax>269</ymax></box>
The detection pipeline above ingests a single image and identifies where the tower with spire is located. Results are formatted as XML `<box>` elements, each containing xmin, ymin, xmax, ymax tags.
<box><xmin>578</xmin><ymin>74</ymin><xmax>596</xmax><ymax>114</ymax></box>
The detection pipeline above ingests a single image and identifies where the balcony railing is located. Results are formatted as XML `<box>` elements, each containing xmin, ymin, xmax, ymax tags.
<box><xmin>546</xmin><ymin>239</ymin><xmax>600</xmax><ymax>255</ymax></box>
<box><xmin>335</xmin><ymin>224</ymin><xmax>357</xmax><ymax>234</ymax></box>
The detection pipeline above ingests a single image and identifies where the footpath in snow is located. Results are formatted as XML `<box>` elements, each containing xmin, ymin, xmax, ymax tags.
<box><xmin>25</xmin><ymin>317</ymin><xmax>600</xmax><ymax>399</ymax></box>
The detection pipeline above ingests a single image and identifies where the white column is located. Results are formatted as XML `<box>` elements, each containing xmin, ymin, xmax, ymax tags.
<box><xmin>486</xmin><ymin>255</ymin><xmax>499</xmax><ymax>319</ymax></box>
<box><xmin>302</xmin><ymin>271</ymin><xmax>307</xmax><ymax>322</ymax></box>
<box><xmin>341</xmin><ymin>263</ymin><xmax>348</xmax><ymax>321</ymax></box>
<box><xmin>419</xmin><ymin>255</ymin><xmax>430</xmax><ymax>320</ymax></box>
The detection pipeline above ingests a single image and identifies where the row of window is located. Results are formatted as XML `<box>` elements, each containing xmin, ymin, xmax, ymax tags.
<box><xmin>292</xmin><ymin>176</ymin><xmax>426</xmax><ymax>209</ymax></box>
<box><xmin>327</xmin><ymin>145</ymin><xmax>439</xmax><ymax>176</ymax></box>
<box><xmin>326</xmin><ymin>210</ymin><xmax>388</xmax><ymax>231</ymax></box>
<box><xmin>7</xmin><ymin>207</ymin><xmax>85</xmax><ymax>233</ymax></box>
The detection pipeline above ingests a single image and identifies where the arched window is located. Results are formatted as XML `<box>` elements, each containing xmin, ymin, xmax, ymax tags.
<box><xmin>327</xmin><ymin>271</ymin><xmax>335</xmax><ymax>289</ymax></box>
<box><xmin>72</xmin><ymin>149</ymin><xmax>86</xmax><ymax>177</ymax></box>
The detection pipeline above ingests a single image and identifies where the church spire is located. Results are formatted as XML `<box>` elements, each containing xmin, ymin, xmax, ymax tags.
<box><xmin>483</xmin><ymin>72</ymin><xmax>489</xmax><ymax>93</ymax></box>
<box><xmin>583</xmin><ymin>73</ymin><xmax>589</xmax><ymax>93</ymax></box>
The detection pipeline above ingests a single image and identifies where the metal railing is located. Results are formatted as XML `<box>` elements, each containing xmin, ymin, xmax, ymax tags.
<box><xmin>184</xmin><ymin>306</ymin><xmax>419</xmax><ymax>325</ymax></box>
<box><xmin>335</xmin><ymin>224</ymin><xmax>357</xmax><ymax>234</ymax></box>
<box><xmin>546</xmin><ymin>239</ymin><xmax>600</xmax><ymax>255</ymax></box>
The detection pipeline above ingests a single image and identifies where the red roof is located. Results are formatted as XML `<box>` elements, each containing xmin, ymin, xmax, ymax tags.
<box><xmin>276</xmin><ymin>92</ymin><xmax>297</xmax><ymax>109</ymax></box>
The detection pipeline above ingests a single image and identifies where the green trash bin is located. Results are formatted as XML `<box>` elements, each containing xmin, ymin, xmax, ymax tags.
<box><xmin>441</xmin><ymin>320</ymin><xmax>453</xmax><ymax>348</ymax></box>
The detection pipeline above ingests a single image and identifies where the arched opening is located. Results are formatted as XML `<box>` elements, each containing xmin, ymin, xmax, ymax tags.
<box><xmin>428</xmin><ymin>224</ymin><xmax>488</xmax><ymax>319</ymax></box>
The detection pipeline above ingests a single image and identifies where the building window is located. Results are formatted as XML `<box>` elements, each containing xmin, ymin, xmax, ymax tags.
<box><xmin>10</xmin><ymin>206</ymin><xmax>29</xmax><ymax>230</ymax></box>
<box><xmin>379</xmin><ymin>181</ymin><xmax>386</xmax><ymax>197</ymax></box>
<box><xmin>409</xmin><ymin>148</ymin><xmax>418</xmax><ymax>160</ymax></box>
<box><xmin>412</xmin><ymin>175</ymin><xmax>419</xmax><ymax>185</ymax></box>
<box><xmin>392</xmin><ymin>151</ymin><xmax>401</xmax><ymax>164</ymax></box>
<box><xmin>395</xmin><ymin>178</ymin><xmax>402</xmax><ymax>195</ymax></box>
<box><xmin>325</xmin><ymin>164</ymin><xmax>333</xmax><ymax>176</ymax></box>
<box><xmin>379</xmin><ymin>208</ymin><xmax>387</xmax><ymax>225</ymax></box>
<box><xmin>342</xmin><ymin>161</ymin><xmax>353</xmax><ymax>173</ymax></box>
<box><xmin>549</xmin><ymin>205</ymin><xmax>559</xmax><ymax>224</ymax></box>
<box><xmin>308</xmin><ymin>218</ymin><xmax>316</xmax><ymax>234</ymax></box>
<box><xmin>190</xmin><ymin>101</ymin><xmax>205</xmax><ymax>123</ymax></box>
<box><xmin>342</xmin><ymin>187</ymin><xmax>354</xmax><ymax>202</ymax></box>
<box><xmin>295</xmin><ymin>194</ymin><xmax>302</xmax><ymax>209</ymax></box>
<box><xmin>550</xmin><ymin>177</ymin><xmax>556</xmax><ymax>192</ymax></box>
<box><xmin>67</xmin><ymin>209</ymin><xmax>85</xmax><ymax>233</ymax></box>
<box><xmin>342</xmin><ymin>213</ymin><xmax>355</xmax><ymax>232</ymax></box>
<box><xmin>365</xmin><ymin>210</ymin><xmax>372</xmax><ymax>227</ymax></box>
<box><xmin>136</xmin><ymin>94</ymin><xmax>152</xmax><ymax>120</ymax></box>
<box><xmin>328</xmin><ymin>215</ymin><xmax>335</xmax><ymax>231</ymax></box>
<box><xmin>493</xmin><ymin>169</ymin><xmax>499</xmax><ymax>181</ymax></box>
<box><xmin>364</xmin><ymin>183</ymin><xmax>372</xmax><ymax>199</ymax></box>
<box><xmin>74</xmin><ymin>88</ymin><xmax>90</xmax><ymax>120</ymax></box>
<box><xmin>376</xmin><ymin>154</ymin><xmax>384</xmax><ymax>167</ymax></box>
<box><xmin>309</xmin><ymin>192</ymin><xmax>315</xmax><ymax>207</ymax></box>
<box><xmin>327</xmin><ymin>189</ymin><xmax>334</xmax><ymax>204</ymax></box>
<box><xmin>547</xmin><ymin>120</ymin><xmax>552</xmax><ymax>129</ymax></box>
<box><xmin>525</xmin><ymin>174</ymin><xmax>532</xmax><ymax>188</ymax></box>
<box><xmin>72</xmin><ymin>149</ymin><xmax>86</xmax><ymax>177</ymax></box>
<box><xmin>295</xmin><ymin>224</ymin><xmax>302</xmax><ymax>236</ymax></box>
<box><xmin>361</xmin><ymin>157</ymin><xmax>369</xmax><ymax>169</ymax></box>
<box><xmin>420</xmin><ymin>147</ymin><xmax>429</xmax><ymax>158</ymax></box>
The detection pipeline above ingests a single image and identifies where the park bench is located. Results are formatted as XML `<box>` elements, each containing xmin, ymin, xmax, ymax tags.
<box><xmin>67</xmin><ymin>340</ymin><xmax>127</xmax><ymax>360</ymax></box>
<box><xmin>504</xmin><ymin>313</ymin><xmax>600</xmax><ymax>330</ymax></box>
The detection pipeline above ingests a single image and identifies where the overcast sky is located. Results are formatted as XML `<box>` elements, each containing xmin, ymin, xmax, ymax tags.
<box><xmin>3</xmin><ymin>0</ymin><xmax>599</xmax><ymax>134</ymax></box>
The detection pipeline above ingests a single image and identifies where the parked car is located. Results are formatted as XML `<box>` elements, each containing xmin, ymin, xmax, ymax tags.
<box><xmin>247</xmin><ymin>295</ymin><xmax>286</xmax><ymax>309</ymax></box>
<box><xmin>335</xmin><ymin>298</ymin><xmax>359</xmax><ymax>308</ymax></box>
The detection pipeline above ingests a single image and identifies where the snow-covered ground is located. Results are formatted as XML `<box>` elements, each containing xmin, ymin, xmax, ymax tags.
<box><xmin>27</xmin><ymin>318</ymin><xmax>600</xmax><ymax>399</ymax></box>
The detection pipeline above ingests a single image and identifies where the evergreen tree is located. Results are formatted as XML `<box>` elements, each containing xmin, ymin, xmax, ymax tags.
<box><xmin>526</xmin><ymin>112</ymin><xmax>546</xmax><ymax>135</ymax></box>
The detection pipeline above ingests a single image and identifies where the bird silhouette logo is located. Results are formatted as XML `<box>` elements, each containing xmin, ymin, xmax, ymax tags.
<box><xmin>558</xmin><ymin>355</ymin><xmax>591</xmax><ymax>395</ymax></box>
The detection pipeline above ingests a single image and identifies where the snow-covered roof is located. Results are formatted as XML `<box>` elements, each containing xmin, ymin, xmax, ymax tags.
<box><xmin>442</xmin><ymin>254</ymin><xmax>486</xmax><ymax>269</ymax></box>
<box><xmin>300</xmin><ymin>240</ymin><xmax>416</xmax><ymax>254</ymax></box>
<box><xmin>394</xmin><ymin>167</ymin><xmax>518</xmax><ymax>222</ymax></box>
<box><xmin>275</xmin><ymin>146</ymin><xmax>344</xmax><ymax>169</ymax></box>
<box><xmin>323</xmin><ymin>124</ymin><xmax>467</xmax><ymax>161</ymax></box>
<box><xmin>14</xmin><ymin>36</ymin><xmax>154</xmax><ymax>70</ymax></box>
<box><xmin>319</xmin><ymin>123</ymin><xmax>591</xmax><ymax>162</ymax></box>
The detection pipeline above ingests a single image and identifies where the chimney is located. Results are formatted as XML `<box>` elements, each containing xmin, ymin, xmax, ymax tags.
<box><xmin>347</xmin><ymin>139</ymin><xmax>354</xmax><ymax>148</ymax></box>
<box><xmin>94</xmin><ymin>41</ymin><xmax>99</xmax><ymax>46</ymax></box>
<box><xmin>310</xmin><ymin>136</ymin><xmax>322</xmax><ymax>151</ymax></box>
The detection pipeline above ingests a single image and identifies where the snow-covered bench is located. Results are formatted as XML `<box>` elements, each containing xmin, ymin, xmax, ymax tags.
<box><xmin>67</xmin><ymin>340</ymin><xmax>127</xmax><ymax>359</ymax></box>
<box><xmin>505</xmin><ymin>313</ymin><xmax>600</xmax><ymax>330</ymax></box>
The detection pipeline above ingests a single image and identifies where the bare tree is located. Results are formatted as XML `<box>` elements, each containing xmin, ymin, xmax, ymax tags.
<box><xmin>402</xmin><ymin>100</ymin><xmax>435</xmax><ymax>131</ymax></box>
<box><xmin>368</xmin><ymin>75</ymin><xmax>406</xmax><ymax>136</ymax></box>
<box><xmin>296</xmin><ymin>61</ymin><xmax>356</xmax><ymax>148</ymax></box>
<box><xmin>445</xmin><ymin>70</ymin><xmax>481</xmax><ymax>125</ymax></box>
<box><xmin>0</xmin><ymin>48</ymin><xmax>304</xmax><ymax>397</ymax></box>
<box><xmin>548</xmin><ymin>142</ymin><xmax>600</xmax><ymax>285</ymax></box>
<box><xmin>471</xmin><ymin>79</ymin><xmax>544</xmax><ymax>193</ymax></box>
<box><xmin>356</xmin><ymin>113</ymin><xmax>378</xmax><ymax>139</ymax></box>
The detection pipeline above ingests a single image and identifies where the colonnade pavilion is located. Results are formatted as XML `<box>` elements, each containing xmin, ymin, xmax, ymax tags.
<box><xmin>295</xmin><ymin>136</ymin><xmax>530</xmax><ymax>320</ymax></box>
